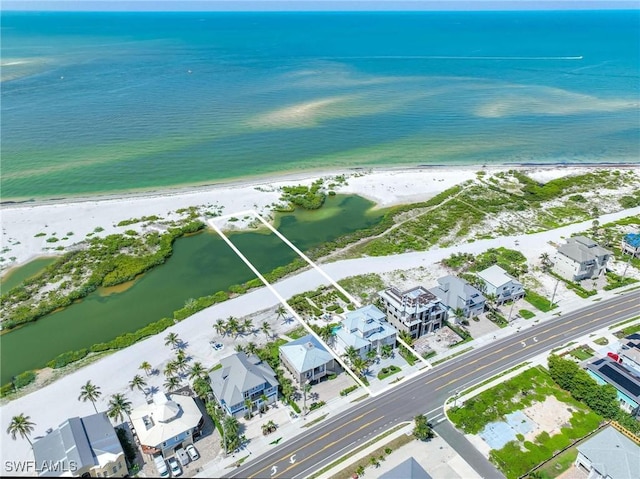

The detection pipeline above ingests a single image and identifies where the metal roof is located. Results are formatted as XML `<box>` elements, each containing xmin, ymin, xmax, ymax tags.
<box><xmin>577</xmin><ymin>426</ymin><xmax>640</xmax><ymax>479</ymax></box>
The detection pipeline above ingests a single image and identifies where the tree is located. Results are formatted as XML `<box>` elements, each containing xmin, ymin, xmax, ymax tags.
<box><xmin>485</xmin><ymin>293</ymin><xmax>498</xmax><ymax>312</ymax></box>
<box><xmin>398</xmin><ymin>330</ymin><xmax>414</xmax><ymax>347</ymax></box>
<box><xmin>413</xmin><ymin>414</ymin><xmax>434</xmax><ymax>440</ymax></box>
<box><xmin>78</xmin><ymin>380</ymin><xmax>102</xmax><ymax>414</ymax></box>
<box><xmin>242</xmin><ymin>318</ymin><xmax>253</xmax><ymax>335</ymax></box>
<box><xmin>164</xmin><ymin>332</ymin><xmax>180</xmax><ymax>350</ymax></box>
<box><xmin>214</xmin><ymin>318</ymin><xmax>226</xmax><ymax>336</ymax></box>
<box><xmin>226</xmin><ymin>316</ymin><xmax>240</xmax><ymax>337</ymax></box>
<box><xmin>193</xmin><ymin>377</ymin><xmax>212</xmax><ymax>400</ymax></box>
<box><xmin>344</xmin><ymin>346</ymin><xmax>359</xmax><ymax>366</ymax></box>
<box><xmin>244</xmin><ymin>398</ymin><xmax>253</xmax><ymax>418</ymax></box>
<box><xmin>366</xmin><ymin>349</ymin><xmax>377</xmax><ymax>362</ymax></box>
<box><xmin>381</xmin><ymin>344</ymin><xmax>393</xmax><ymax>359</ymax></box>
<box><xmin>129</xmin><ymin>374</ymin><xmax>147</xmax><ymax>393</ymax></box>
<box><xmin>246</xmin><ymin>342</ymin><xmax>259</xmax><ymax>356</ymax></box>
<box><xmin>6</xmin><ymin>413</ymin><xmax>35</xmax><ymax>447</ymax></box>
<box><xmin>370</xmin><ymin>456</ymin><xmax>380</xmax><ymax>468</ymax></box>
<box><xmin>259</xmin><ymin>393</ymin><xmax>269</xmax><ymax>412</ymax></box>
<box><xmin>235</xmin><ymin>344</ymin><xmax>245</xmax><ymax>353</ymax></box>
<box><xmin>107</xmin><ymin>393</ymin><xmax>132</xmax><ymax>425</ymax></box>
<box><xmin>139</xmin><ymin>361</ymin><xmax>152</xmax><ymax>376</ymax></box>
<box><xmin>539</xmin><ymin>252</ymin><xmax>551</xmax><ymax>271</ymax></box>
<box><xmin>275</xmin><ymin>305</ymin><xmax>287</xmax><ymax>322</ymax></box>
<box><xmin>452</xmin><ymin>308</ymin><xmax>466</xmax><ymax>324</ymax></box>
<box><xmin>303</xmin><ymin>381</ymin><xmax>312</xmax><ymax>415</ymax></box>
<box><xmin>221</xmin><ymin>415</ymin><xmax>241</xmax><ymax>453</ymax></box>
<box><xmin>164</xmin><ymin>376</ymin><xmax>181</xmax><ymax>392</ymax></box>
<box><xmin>189</xmin><ymin>362</ymin><xmax>207</xmax><ymax>380</ymax></box>
<box><xmin>164</xmin><ymin>360</ymin><xmax>179</xmax><ymax>378</ymax></box>
<box><xmin>261</xmin><ymin>321</ymin><xmax>272</xmax><ymax>339</ymax></box>
<box><xmin>174</xmin><ymin>354</ymin><xmax>189</xmax><ymax>373</ymax></box>
<box><xmin>352</xmin><ymin>357</ymin><xmax>368</xmax><ymax>378</ymax></box>
<box><xmin>355</xmin><ymin>465</ymin><xmax>365</xmax><ymax>477</ymax></box>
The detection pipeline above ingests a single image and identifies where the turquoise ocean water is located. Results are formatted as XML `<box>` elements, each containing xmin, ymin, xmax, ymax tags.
<box><xmin>2</xmin><ymin>11</ymin><xmax>639</xmax><ymax>200</ymax></box>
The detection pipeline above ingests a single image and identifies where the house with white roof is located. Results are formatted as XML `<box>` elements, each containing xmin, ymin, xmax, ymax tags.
<box><xmin>130</xmin><ymin>392</ymin><xmax>203</xmax><ymax>457</ymax></box>
<box><xmin>476</xmin><ymin>265</ymin><xmax>525</xmax><ymax>305</ymax></box>
<box><xmin>334</xmin><ymin>305</ymin><xmax>397</xmax><ymax>359</ymax></box>
<box><xmin>553</xmin><ymin>235</ymin><xmax>612</xmax><ymax>282</ymax></box>
<box><xmin>32</xmin><ymin>412</ymin><xmax>127</xmax><ymax>478</ymax></box>
<box><xmin>429</xmin><ymin>275</ymin><xmax>486</xmax><ymax>319</ymax></box>
<box><xmin>209</xmin><ymin>352</ymin><xmax>279</xmax><ymax>417</ymax></box>
<box><xmin>378</xmin><ymin>286</ymin><xmax>447</xmax><ymax>339</ymax></box>
<box><xmin>574</xmin><ymin>426</ymin><xmax>639</xmax><ymax>479</ymax></box>
<box><xmin>279</xmin><ymin>334</ymin><xmax>340</xmax><ymax>384</ymax></box>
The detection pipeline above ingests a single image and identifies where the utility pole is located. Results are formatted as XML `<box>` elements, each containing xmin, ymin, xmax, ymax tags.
<box><xmin>550</xmin><ymin>279</ymin><xmax>558</xmax><ymax>309</ymax></box>
<box><xmin>622</xmin><ymin>252</ymin><xmax>632</xmax><ymax>279</ymax></box>
<box><xmin>507</xmin><ymin>300</ymin><xmax>515</xmax><ymax>323</ymax></box>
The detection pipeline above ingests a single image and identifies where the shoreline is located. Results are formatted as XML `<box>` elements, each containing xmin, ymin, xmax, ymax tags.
<box><xmin>1</xmin><ymin>161</ymin><xmax>638</xmax><ymax>208</ymax></box>
<box><xmin>1</xmin><ymin>163</ymin><xmax>639</xmax><ymax>274</ymax></box>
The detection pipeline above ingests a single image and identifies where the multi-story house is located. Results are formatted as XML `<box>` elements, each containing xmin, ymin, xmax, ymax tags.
<box><xmin>377</xmin><ymin>286</ymin><xmax>447</xmax><ymax>339</ymax></box>
<box><xmin>429</xmin><ymin>275</ymin><xmax>486</xmax><ymax>319</ymax></box>
<box><xmin>209</xmin><ymin>352</ymin><xmax>279</xmax><ymax>417</ymax></box>
<box><xmin>621</xmin><ymin>232</ymin><xmax>640</xmax><ymax>258</ymax></box>
<box><xmin>553</xmin><ymin>235</ymin><xmax>612</xmax><ymax>282</ymax></box>
<box><xmin>279</xmin><ymin>334</ymin><xmax>340</xmax><ymax>384</ymax></box>
<box><xmin>334</xmin><ymin>305</ymin><xmax>397</xmax><ymax>359</ymax></box>
<box><xmin>32</xmin><ymin>412</ymin><xmax>127</xmax><ymax>478</ymax></box>
<box><xmin>476</xmin><ymin>265</ymin><xmax>525</xmax><ymax>305</ymax></box>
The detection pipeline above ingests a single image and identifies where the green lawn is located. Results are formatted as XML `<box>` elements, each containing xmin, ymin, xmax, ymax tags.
<box><xmin>448</xmin><ymin>366</ymin><xmax>602</xmax><ymax>479</ymax></box>
<box><xmin>593</xmin><ymin>337</ymin><xmax>609</xmax><ymax>346</ymax></box>
<box><xmin>377</xmin><ymin>365</ymin><xmax>401</xmax><ymax>380</ymax></box>
<box><xmin>535</xmin><ymin>445</ymin><xmax>580</xmax><ymax>479</ymax></box>
<box><xmin>615</xmin><ymin>322</ymin><xmax>640</xmax><ymax>338</ymax></box>
<box><xmin>568</xmin><ymin>346</ymin><xmax>594</xmax><ymax>361</ymax></box>
<box><xmin>519</xmin><ymin>309</ymin><xmax>536</xmax><ymax>320</ymax></box>
<box><xmin>524</xmin><ymin>291</ymin><xmax>557</xmax><ymax>313</ymax></box>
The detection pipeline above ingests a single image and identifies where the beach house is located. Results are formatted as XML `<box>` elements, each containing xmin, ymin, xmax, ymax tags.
<box><xmin>619</xmin><ymin>334</ymin><xmax>640</xmax><ymax>376</ymax></box>
<box><xmin>585</xmin><ymin>357</ymin><xmax>640</xmax><ymax>416</ymax></box>
<box><xmin>621</xmin><ymin>232</ymin><xmax>640</xmax><ymax>257</ymax></box>
<box><xmin>32</xmin><ymin>412</ymin><xmax>127</xmax><ymax>478</ymax></box>
<box><xmin>279</xmin><ymin>334</ymin><xmax>340</xmax><ymax>384</ymax></box>
<box><xmin>129</xmin><ymin>392</ymin><xmax>204</xmax><ymax>458</ymax></box>
<box><xmin>334</xmin><ymin>305</ymin><xmax>397</xmax><ymax>359</ymax></box>
<box><xmin>476</xmin><ymin>265</ymin><xmax>525</xmax><ymax>305</ymax></box>
<box><xmin>378</xmin><ymin>286</ymin><xmax>447</xmax><ymax>339</ymax></box>
<box><xmin>574</xmin><ymin>426</ymin><xmax>639</xmax><ymax>479</ymax></box>
<box><xmin>552</xmin><ymin>235</ymin><xmax>612</xmax><ymax>282</ymax></box>
<box><xmin>209</xmin><ymin>352</ymin><xmax>279</xmax><ymax>417</ymax></box>
<box><xmin>429</xmin><ymin>275</ymin><xmax>486</xmax><ymax>319</ymax></box>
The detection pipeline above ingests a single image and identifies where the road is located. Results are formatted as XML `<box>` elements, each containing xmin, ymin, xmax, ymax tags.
<box><xmin>228</xmin><ymin>289</ymin><xmax>640</xmax><ymax>479</ymax></box>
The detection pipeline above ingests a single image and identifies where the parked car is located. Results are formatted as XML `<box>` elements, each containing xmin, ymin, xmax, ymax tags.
<box><xmin>167</xmin><ymin>457</ymin><xmax>183</xmax><ymax>477</ymax></box>
<box><xmin>176</xmin><ymin>447</ymin><xmax>190</xmax><ymax>466</ymax></box>
<box><xmin>210</xmin><ymin>341</ymin><xmax>224</xmax><ymax>351</ymax></box>
<box><xmin>607</xmin><ymin>352</ymin><xmax>623</xmax><ymax>363</ymax></box>
<box><xmin>186</xmin><ymin>444</ymin><xmax>200</xmax><ymax>461</ymax></box>
<box><xmin>153</xmin><ymin>455</ymin><xmax>170</xmax><ymax>477</ymax></box>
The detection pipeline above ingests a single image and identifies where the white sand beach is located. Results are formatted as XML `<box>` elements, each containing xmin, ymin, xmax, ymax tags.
<box><xmin>1</xmin><ymin>164</ymin><xmax>640</xmax><ymax>476</ymax></box>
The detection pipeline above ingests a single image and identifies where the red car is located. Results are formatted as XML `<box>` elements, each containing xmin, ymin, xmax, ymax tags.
<box><xmin>607</xmin><ymin>352</ymin><xmax>622</xmax><ymax>363</ymax></box>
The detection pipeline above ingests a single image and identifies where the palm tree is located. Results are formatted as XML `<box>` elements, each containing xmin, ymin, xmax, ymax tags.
<box><xmin>226</xmin><ymin>316</ymin><xmax>240</xmax><ymax>337</ymax></box>
<box><xmin>366</xmin><ymin>349</ymin><xmax>377</xmax><ymax>362</ymax></box>
<box><xmin>107</xmin><ymin>393</ymin><xmax>132</xmax><ymax>425</ymax></box>
<box><xmin>6</xmin><ymin>413</ymin><xmax>35</xmax><ymax>447</ymax></box>
<box><xmin>344</xmin><ymin>346</ymin><xmax>359</xmax><ymax>366</ymax></box>
<box><xmin>398</xmin><ymin>330</ymin><xmax>414</xmax><ymax>347</ymax></box>
<box><xmin>485</xmin><ymin>293</ymin><xmax>498</xmax><ymax>312</ymax></box>
<box><xmin>214</xmin><ymin>318</ymin><xmax>226</xmax><ymax>336</ymax></box>
<box><xmin>164</xmin><ymin>360</ymin><xmax>179</xmax><ymax>378</ymax></box>
<box><xmin>370</xmin><ymin>456</ymin><xmax>380</xmax><ymax>468</ymax></box>
<box><xmin>259</xmin><ymin>393</ymin><xmax>269</xmax><ymax>412</ymax></box>
<box><xmin>246</xmin><ymin>342</ymin><xmax>258</xmax><ymax>356</ymax></box>
<box><xmin>234</xmin><ymin>344</ymin><xmax>245</xmax><ymax>353</ymax></box>
<box><xmin>275</xmin><ymin>305</ymin><xmax>287</xmax><ymax>322</ymax></box>
<box><xmin>129</xmin><ymin>374</ymin><xmax>147</xmax><ymax>393</ymax></box>
<box><xmin>539</xmin><ymin>252</ymin><xmax>551</xmax><ymax>269</ymax></box>
<box><xmin>303</xmin><ymin>382</ymin><xmax>312</xmax><ymax>416</ymax></box>
<box><xmin>352</xmin><ymin>356</ymin><xmax>368</xmax><ymax>378</ymax></box>
<box><xmin>174</xmin><ymin>354</ymin><xmax>189</xmax><ymax>373</ymax></box>
<box><xmin>242</xmin><ymin>318</ymin><xmax>253</xmax><ymax>335</ymax></box>
<box><xmin>381</xmin><ymin>344</ymin><xmax>393</xmax><ymax>359</ymax></box>
<box><xmin>318</xmin><ymin>324</ymin><xmax>333</xmax><ymax>343</ymax></box>
<box><xmin>188</xmin><ymin>362</ymin><xmax>207</xmax><ymax>380</ymax></box>
<box><xmin>261</xmin><ymin>321</ymin><xmax>272</xmax><ymax>339</ymax></box>
<box><xmin>164</xmin><ymin>376</ymin><xmax>182</xmax><ymax>392</ymax></box>
<box><xmin>244</xmin><ymin>398</ymin><xmax>253</xmax><ymax>418</ymax></box>
<box><xmin>175</xmin><ymin>348</ymin><xmax>186</xmax><ymax>363</ymax></box>
<box><xmin>164</xmin><ymin>332</ymin><xmax>180</xmax><ymax>350</ymax></box>
<box><xmin>78</xmin><ymin>380</ymin><xmax>102</xmax><ymax>414</ymax></box>
<box><xmin>452</xmin><ymin>307</ymin><xmax>466</xmax><ymax>324</ymax></box>
<box><xmin>139</xmin><ymin>361</ymin><xmax>152</xmax><ymax>376</ymax></box>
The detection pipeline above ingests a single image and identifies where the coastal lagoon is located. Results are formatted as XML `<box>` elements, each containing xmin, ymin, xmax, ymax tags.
<box><xmin>2</xmin><ymin>11</ymin><xmax>639</xmax><ymax>200</ymax></box>
<box><xmin>0</xmin><ymin>195</ymin><xmax>382</xmax><ymax>384</ymax></box>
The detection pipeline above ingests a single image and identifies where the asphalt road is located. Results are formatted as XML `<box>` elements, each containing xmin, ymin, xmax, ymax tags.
<box><xmin>228</xmin><ymin>289</ymin><xmax>640</xmax><ymax>479</ymax></box>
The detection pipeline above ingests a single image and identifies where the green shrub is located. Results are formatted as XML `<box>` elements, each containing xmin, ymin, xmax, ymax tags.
<box><xmin>47</xmin><ymin>348</ymin><xmax>89</xmax><ymax>369</ymax></box>
<box><xmin>340</xmin><ymin>385</ymin><xmax>359</xmax><ymax>396</ymax></box>
<box><xmin>0</xmin><ymin>382</ymin><xmax>15</xmax><ymax>398</ymax></box>
<box><xmin>13</xmin><ymin>370</ymin><xmax>36</xmax><ymax>389</ymax></box>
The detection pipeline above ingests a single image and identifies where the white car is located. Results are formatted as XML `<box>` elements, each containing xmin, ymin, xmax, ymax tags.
<box><xmin>186</xmin><ymin>444</ymin><xmax>200</xmax><ymax>461</ymax></box>
<box><xmin>153</xmin><ymin>455</ymin><xmax>169</xmax><ymax>477</ymax></box>
<box><xmin>167</xmin><ymin>457</ymin><xmax>182</xmax><ymax>477</ymax></box>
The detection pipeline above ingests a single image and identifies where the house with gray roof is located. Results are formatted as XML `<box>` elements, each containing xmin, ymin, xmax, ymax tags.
<box><xmin>209</xmin><ymin>352</ymin><xmax>279</xmax><ymax>417</ymax></box>
<box><xmin>476</xmin><ymin>265</ymin><xmax>525</xmax><ymax>305</ymax></box>
<box><xmin>32</xmin><ymin>412</ymin><xmax>126</xmax><ymax>477</ymax></box>
<box><xmin>429</xmin><ymin>275</ymin><xmax>486</xmax><ymax>319</ymax></box>
<box><xmin>378</xmin><ymin>286</ymin><xmax>447</xmax><ymax>339</ymax></box>
<box><xmin>574</xmin><ymin>426</ymin><xmax>639</xmax><ymax>479</ymax></box>
<box><xmin>334</xmin><ymin>305</ymin><xmax>397</xmax><ymax>359</ymax></box>
<box><xmin>279</xmin><ymin>334</ymin><xmax>340</xmax><ymax>384</ymax></box>
<box><xmin>379</xmin><ymin>457</ymin><xmax>432</xmax><ymax>479</ymax></box>
<box><xmin>553</xmin><ymin>235</ymin><xmax>612</xmax><ymax>282</ymax></box>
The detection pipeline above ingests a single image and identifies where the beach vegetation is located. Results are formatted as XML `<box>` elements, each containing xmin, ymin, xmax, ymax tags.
<box><xmin>12</xmin><ymin>371</ymin><xmax>36</xmax><ymax>390</ymax></box>
<box><xmin>45</xmin><ymin>237</ymin><xmax>59</xmax><ymax>243</ymax></box>
<box><xmin>34</xmin><ymin>232</ymin><xmax>46</xmax><ymax>237</ymax></box>
<box><xmin>0</xmin><ymin>219</ymin><xmax>205</xmax><ymax>330</ymax></box>
<box><xmin>280</xmin><ymin>180</ymin><xmax>326</xmax><ymax>210</ymax></box>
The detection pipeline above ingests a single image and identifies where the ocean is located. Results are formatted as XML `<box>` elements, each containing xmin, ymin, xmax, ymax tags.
<box><xmin>1</xmin><ymin>10</ymin><xmax>639</xmax><ymax>200</ymax></box>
